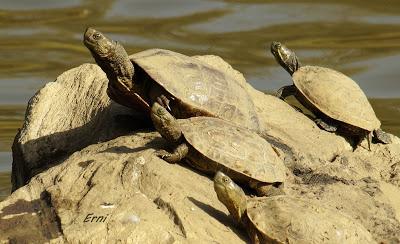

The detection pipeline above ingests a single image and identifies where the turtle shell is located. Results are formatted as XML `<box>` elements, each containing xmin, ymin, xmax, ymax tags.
<box><xmin>293</xmin><ymin>66</ymin><xmax>380</xmax><ymax>131</ymax></box>
<box><xmin>129</xmin><ymin>49</ymin><xmax>260</xmax><ymax>131</ymax></box>
<box><xmin>246</xmin><ymin>196</ymin><xmax>374</xmax><ymax>243</ymax></box>
<box><xmin>178</xmin><ymin>116</ymin><xmax>286</xmax><ymax>184</ymax></box>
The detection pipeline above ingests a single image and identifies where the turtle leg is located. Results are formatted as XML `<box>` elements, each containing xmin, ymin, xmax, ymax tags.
<box><xmin>354</xmin><ymin>132</ymin><xmax>371</xmax><ymax>151</ymax></box>
<box><xmin>367</xmin><ymin>133</ymin><xmax>371</xmax><ymax>151</ymax></box>
<box><xmin>151</xmin><ymin>102</ymin><xmax>182</xmax><ymax>142</ymax></box>
<box><xmin>373</xmin><ymin>129</ymin><xmax>392</xmax><ymax>144</ymax></box>
<box><xmin>107</xmin><ymin>84</ymin><xmax>150</xmax><ymax>113</ymax></box>
<box><xmin>253</xmin><ymin>182</ymin><xmax>285</xmax><ymax>197</ymax></box>
<box><xmin>291</xmin><ymin>105</ymin><xmax>304</xmax><ymax>113</ymax></box>
<box><xmin>156</xmin><ymin>143</ymin><xmax>189</xmax><ymax>164</ymax></box>
<box><xmin>275</xmin><ymin>85</ymin><xmax>297</xmax><ymax>100</ymax></box>
<box><xmin>314</xmin><ymin>118</ymin><xmax>338</xmax><ymax>132</ymax></box>
<box><xmin>247</xmin><ymin>228</ymin><xmax>260</xmax><ymax>244</ymax></box>
<box><xmin>276</xmin><ymin>85</ymin><xmax>305</xmax><ymax>113</ymax></box>
<box><xmin>357</xmin><ymin>129</ymin><xmax>391</xmax><ymax>152</ymax></box>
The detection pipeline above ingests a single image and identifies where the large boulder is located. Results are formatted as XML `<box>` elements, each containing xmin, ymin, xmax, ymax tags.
<box><xmin>11</xmin><ymin>64</ymin><xmax>146</xmax><ymax>191</ymax></box>
<box><xmin>2</xmin><ymin>56</ymin><xmax>400</xmax><ymax>242</ymax></box>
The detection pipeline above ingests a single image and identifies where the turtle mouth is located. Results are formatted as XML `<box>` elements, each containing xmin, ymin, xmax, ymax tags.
<box><xmin>270</xmin><ymin>41</ymin><xmax>282</xmax><ymax>57</ymax></box>
<box><xmin>214</xmin><ymin>171</ymin><xmax>233</xmax><ymax>189</ymax></box>
<box><xmin>213</xmin><ymin>183</ymin><xmax>226</xmax><ymax>197</ymax></box>
<box><xmin>84</xmin><ymin>27</ymin><xmax>96</xmax><ymax>41</ymax></box>
<box><xmin>83</xmin><ymin>27</ymin><xmax>99</xmax><ymax>47</ymax></box>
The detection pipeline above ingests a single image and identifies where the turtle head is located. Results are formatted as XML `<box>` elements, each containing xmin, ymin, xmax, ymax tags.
<box><xmin>214</xmin><ymin>171</ymin><xmax>247</xmax><ymax>224</ymax></box>
<box><xmin>151</xmin><ymin>102</ymin><xmax>182</xmax><ymax>143</ymax></box>
<box><xmin>270</xmin><ymin>41</ymin><xmax>301</xmax><ymax>76</ymax></box>
<box><xmin>84</xmin><ymin>28</ymin><xmax>136</xmax><ymax>102</ymax></box>
<box><xmin>84</xmin><ymin>27</ymin><xmax>116</xmax><ymax>59</ymax></box>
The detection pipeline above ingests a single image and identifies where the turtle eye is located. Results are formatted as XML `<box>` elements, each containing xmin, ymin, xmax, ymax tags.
<box><xmin>157</xmin><ymin>108</ymin><xmax>165</xmax><ymax>115</ymax></box>
<box><xmin>223</xmin><ymin>177</ymin><xmax>229</xmax><ymax>183</ymax></box>
<box><xmin>93</xmin><ymin>33</ymin><xmax>101</xmax><ymax>40</ymax></box>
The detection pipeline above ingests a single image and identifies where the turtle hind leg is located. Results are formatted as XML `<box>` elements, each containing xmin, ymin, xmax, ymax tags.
<box><xmin>275</xmin><ymin>85</ymin><xmax>297</xmax><ymax>100</ymax></box>
<box><xmin>353</xmin><ymin>132</ymin><xmax>371</xmax><ymax>151</ymax></box>
<box><xmin>314</xmin><ymin>118</ymin><xmax>338</xmax><ymax>132</ymax></box>
<box><xmin>356</xmin><ymin>129</ymin><xmax>392</xmax><ymax>152</ymax></box>
<box><xmin>254</xmin><ymin>182</ymin><xmax>285</xmax><ymax>197</ymax></box>
<box><xmin>373</xmin><ymin>129</ymin><xmax>392</xmax><ymax>144</ymax></box>
<box><xmin>156</xmin><ymin>143</ymin><xmax>189</xmax><ymax>164</ymax></box>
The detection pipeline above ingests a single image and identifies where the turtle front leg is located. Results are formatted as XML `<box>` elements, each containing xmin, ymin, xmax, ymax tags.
<box><xmin>373</xmin><ymin>128</ymin><xmax>392</xmax><ymax>144</ymax></box>
<box><xmin>156</xmin><ymin>143</ymin><xmax>189</xmax><ymax>164</ymax></box>
<box><xmin>314</xmin><ymin>118</ymin><xmax>338</xmax><ymax>132</ymax></box>
<box><xmin>275</xmin><ymin>85</ymin><xmax>297</xmax><ymax>100</ymax></box>
<box><xmin>107</xmin><ymin>84</ymin><xmax>150</xmax><ymax>113</ymax></box>
<box><xmin>151</xmin><ymin>102</ymin><xmax>182</xmax><ymax>142</ymax></box>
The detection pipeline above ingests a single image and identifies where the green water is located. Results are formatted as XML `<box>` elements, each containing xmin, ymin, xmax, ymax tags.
<box><xmin>1</xmin><ymin>0</ymin><xmax>400</xmax><ymax>200</ymax></box>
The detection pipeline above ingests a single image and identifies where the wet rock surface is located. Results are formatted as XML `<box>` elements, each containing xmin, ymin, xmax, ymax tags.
<box><xmin>1</xmin><ymin>57</ymin><xmax>400</xmax><ymax>243</ymax></box>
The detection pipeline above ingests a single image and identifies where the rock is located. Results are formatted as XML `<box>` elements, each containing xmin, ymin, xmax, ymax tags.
<box><xmin>3</xmin><ymin>56</ymin><xmax>400</xmax><ymax>242</ymax></box>
<box><xmin>2</xmin><ymin>132</ymin><xmax>248</xmax><ymax>243</ymax></box>
<box><xmin>11</xmin><ymin>64</ymin><xmax>147</xmax><ymax>190</ymax></box>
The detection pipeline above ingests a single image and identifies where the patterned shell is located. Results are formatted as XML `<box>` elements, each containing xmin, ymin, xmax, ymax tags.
<box><xmin>247</xmin><ymin>196</ymin><xmax>374</xmax><ymax>243</ymax></box>
<box><xmin>130</xmin><ymin>49</ymin><xmax>260</xmax><ymax>131</ymax></box>
<box><xmin>293</xmin><ymin>66</ymin><xmax>380</xmax><ymax>131</ymax></box>
<box><xmin>179</xmin><ymin>117</ymin><xmax>286</xmax><ymax>183</ymax></box>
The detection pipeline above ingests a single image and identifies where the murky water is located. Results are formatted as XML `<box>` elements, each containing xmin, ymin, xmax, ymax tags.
<box><xmin>1</xmin><ymin>0</ymin><xmax>400</xmax><ymax>200</ymax></box>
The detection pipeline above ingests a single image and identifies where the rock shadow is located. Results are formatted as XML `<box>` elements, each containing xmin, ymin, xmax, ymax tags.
<box><xmin>0</xmin><ymin>191</ymin><xmax>62</xmax><ymax>242</ymax></box>
<box><xmin>100</xmin><ymin>137</ymin><xmax>166</xmax><ymax>154</ymax></box>
<box><xmin>187</xmin><ymin>196</ymin><xmax>248</xmax><ymax>242</ymax></box>
<box><xmin>11</xmin><ymin>102</ymin><xmax>151</xmax><ymax>192</ymax></box>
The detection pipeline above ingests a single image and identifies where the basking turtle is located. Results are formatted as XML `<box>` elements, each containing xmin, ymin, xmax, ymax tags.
<box><xmin>270</xmin><ymin>41</ymin><xmax>391</xmax><ymax>149</ymax></box>
<box><xmin>214</xmin><ymin>171</ymin><xmax>375</xmax><ymax>244</ymax></box>
<box><xmin>151</xmin><ymin>102</ymin><xmax>285</xmax><ymax>196</ymax></box>
<box><xmin>83</xmin><ymin>27</ymin><xmax>260</xmax><ymax>131</ymax></box>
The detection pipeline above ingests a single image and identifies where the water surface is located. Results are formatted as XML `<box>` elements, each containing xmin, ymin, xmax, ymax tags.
<box><xmin>0</xmin><ymin>0</ymin><xmax>399</xmax><ymax>200</ymax></box>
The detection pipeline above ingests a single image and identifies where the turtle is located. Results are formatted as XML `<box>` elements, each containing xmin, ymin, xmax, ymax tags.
<box><xmin>83</xmin><ymin>27</ymin><xmax>260</xmax><ymax>132</ymax></box>
<box><xmin>150</xmin><ymin>102</ymin><xmax>286</xmax><ymax>196</ymax></box>
<box><xmin>270</xmin><ymin>41</ymin><xmax>391</xmax><ymax>150</ymax></box>
<box><xmin>214</xmin><ymin>171</ymin><xmax>375</xmax><ymax>244</ymax></box>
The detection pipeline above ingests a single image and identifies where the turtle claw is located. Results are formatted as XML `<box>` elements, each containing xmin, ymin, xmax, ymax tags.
<box><xmin>155</xmin><ymin>149</ymin><xmax>171</xmax><ymax>160</ymax></box>
<box><xmin>291</xmin><ymin>105</ymin><xmax>303</xmax><ymax>113</ymax></box>
<box><xmin>154</xmin><ymin>149</ymin><xmax>175</xmax><ymax>163</ymax></box>
<box><xmin>156</xmin><ymin>95</ymin><xmax>172</xmax><ymax>112</ymax></box>
<box><xmin>155</xmin><ymin>143</ymin><xmax>188</xmax><ymax>164</ymax></box>
<box><xmin>256</xmin><ymin>183</ymin><xmax>285</xmax><ymax>197</ymax></box>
